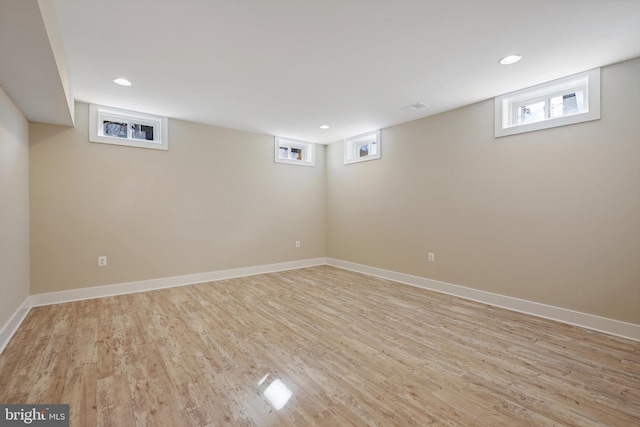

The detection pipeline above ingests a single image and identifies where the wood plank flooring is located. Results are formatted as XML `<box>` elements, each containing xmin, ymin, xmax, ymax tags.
<box><xmin>0</xmin><ymin>265</ymin><xmax>638</xmax><ymax>426</ymax></box>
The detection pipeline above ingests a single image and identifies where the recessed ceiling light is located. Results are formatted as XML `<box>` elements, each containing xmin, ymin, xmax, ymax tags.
<box><xmin>113</xmin><ymin>78</ymin><xmax>132</xmax><ymax>86</ymax></box>
<box><xmin>499</xmin><ymin>55</ymin><xmax>522</xmax><ymax>65</ymax></box>
<box><xmin>320</xmin><ymin>125</ymin><xmax>330</xmax><ymax>129</ymax></box>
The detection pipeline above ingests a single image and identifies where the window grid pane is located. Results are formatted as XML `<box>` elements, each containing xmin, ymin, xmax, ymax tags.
<box><xmin>131</xmin><ymin>124</ymin><xmax>155</xmax><ymax>141</ymax></box>
<box><xmin>103</xmin><ymin>121</ymin><xmax>128</xmax><ymax>138</ymax></box>
<box><xmin>516</xmin><ymin>101</ymin><xmax>546</xmax><ymax>125</ymax></box>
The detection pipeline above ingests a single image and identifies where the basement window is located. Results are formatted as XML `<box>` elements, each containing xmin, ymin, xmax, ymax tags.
<box><xmin>494</xmin><ymin>68</ymin><xmax>600</xmax><ymax>137</ymax></box>
<box><xmin>344</xmin><ymin>130</ymin><xmax>381</xmax><ymax>164</ymax></box>
<box><xmin>90</xmin><ymin>104</ymin><xmax>168</xmax><ymax>150</ymax></box>
<box><xmin>274</xmin><ymin>137</ymin><xmax>315</xmax><ymax>166</ymax></box>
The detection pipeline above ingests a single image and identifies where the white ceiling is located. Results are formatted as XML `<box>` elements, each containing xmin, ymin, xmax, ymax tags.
<box><xmin>8</xmin><ymin>0</ymin><xmax>640</xmax><ymax>144</ymax></box>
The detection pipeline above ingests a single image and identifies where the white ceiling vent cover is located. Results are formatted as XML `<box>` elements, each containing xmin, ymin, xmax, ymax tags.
<box><xmin>402</xmin><ymin>102</ymin><xmax>428</xmax><ymax>112</ymax></box>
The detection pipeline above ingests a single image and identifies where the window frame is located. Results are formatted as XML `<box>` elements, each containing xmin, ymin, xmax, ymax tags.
<box><xmin>344</xmin><ymin>130</ymin><xmax>381</xmax><ymax>164</ymax></box>
<box><xmin>494</xmin><ymin>68</ymin><xmax>600</xmax><ymax>138</ymax></box>
<box><xmin>274</xmin><ymin>137</ymin><xmax>315</xmax><ymax>167</ymax></box>
<box><xmin>89</xmin><ymin>104</ymin><xmax>169</xmax><ymax>150</ymax></box>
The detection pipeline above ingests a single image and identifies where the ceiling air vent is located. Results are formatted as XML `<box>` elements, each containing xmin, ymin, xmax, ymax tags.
<box><xmin>402</xmin><ymin>102</ymin><xmax>428</xmax><ymax>112</ymax></box>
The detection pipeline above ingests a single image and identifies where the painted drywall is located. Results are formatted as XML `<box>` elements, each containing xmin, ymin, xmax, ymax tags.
<box><xmin>0</xmin><ymin>85</ymin><xmax>30</xmax><ymax>327</ymax></box>
<box><xmin>0</xmin><ymin>0</ymin><xmax>73</xmax><ymax>127</ymax></box>
<box><xmin>37</xmin><ymin>0</ymin><xmax>74</xmax><ymax>125</ymax></box>
<box><xmin>29</xmin><ymin>102</ymin><xmax>326</xmax><ymax>293</ymax></box>
<box><xmin>327</xmin><ymin>58</ymin><xmax>640</xmax><ymax>324</ymax></box>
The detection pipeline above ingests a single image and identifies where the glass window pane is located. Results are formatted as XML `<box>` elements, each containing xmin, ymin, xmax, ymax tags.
<box><xmin>131</xmin><ymin>124</ymin><xmax>154</xmax><ymax>141</ymax></box>
<box><xmin>290</xmin><ymin>147</ymin><xmax>302</xmax><ymax>160</ymax></box>
<box><xmin>550</xmin><ymin>96</ymin><xmax>563</xmax><ymax>118</ymax></box>
<box><xmin>103</xmin><ymin>121</ymin><xmax>128</xmax><ymax>138</ymax></box>
<box><xmin>516</xmin><ymin>101</ymin><xmax>546</xmax><ymax>125</ymax></box>
<box><xmin>550</xmin><ymin>91</ymin><xmax>584</xmax><ymax>118</ymax></box>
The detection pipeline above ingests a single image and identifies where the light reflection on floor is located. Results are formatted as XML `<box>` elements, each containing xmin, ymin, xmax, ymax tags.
<box><xmin>257</xmin><ymin>373</ymin><xmax>293</xmax><ymax>411</ymax></box>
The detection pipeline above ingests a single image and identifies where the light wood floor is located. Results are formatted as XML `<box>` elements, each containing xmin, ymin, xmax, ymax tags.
<box><xmin>0</xmin><ymin>266</ymin><xmax>638</xmax><ymax>426</ymax></box>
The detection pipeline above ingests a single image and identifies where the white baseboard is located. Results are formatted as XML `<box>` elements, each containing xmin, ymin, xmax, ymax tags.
<box><xmin>327</xmin><ymin>258</ymin><xmax>640</xmax><ymax>342</ymax></box>
<box><xmin>0</xmin><ymin>258</ymin><xmax>325</xmax><ymax>355</ymax></box>
<box><xmin>2</xmin><ymin>256</ymin><xmax>637</xmax><ymax>356</ymax></box>
<box><xmin>0</xmin><ymin>296</ymin><xmax>32</xmax><ymax>355</ymax></box>
<box><xmin>30</xmin><ymin>258</ymin><xmax>328</xmax><ymax>307</ymax></box>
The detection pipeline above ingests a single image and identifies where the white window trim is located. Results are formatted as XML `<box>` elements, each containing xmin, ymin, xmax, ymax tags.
<box><xmin>89</xmin><ymin>104</ymin><xmax>169</xmax><ymax>150</ymax></box>
<box><xmin>495</xmin><ymin>68</ymin><xmax>600</xmax><ymax>138</ymax></box>
<box><xmin>344</xmin><ymin>130</ymin><xmax>381</xmax><ymax>164</ymax></box>
<box><xmin>274</xmin><ymin>137</ymin><xmax>315</xmax><ymax>166</ymax></box>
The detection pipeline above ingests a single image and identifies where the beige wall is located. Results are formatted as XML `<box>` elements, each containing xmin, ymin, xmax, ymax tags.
<box><xmin>24</xmin><ymin>59</ymin><xmax>640</xmax><ymax>325</ymax></box>
<box><xmin>327</xmin><ymin>58</ymin><xmax>640</xmax><ymax>324</ymax></box>
<box><xmin>30</xmin><ymin>102</ymin><xmax>326</xmax><ymax>294</ymax></box>
<box><xmin>0</xmin><ymin>86</ymin><xmax>30</xmax><ymax>327</ymax></box>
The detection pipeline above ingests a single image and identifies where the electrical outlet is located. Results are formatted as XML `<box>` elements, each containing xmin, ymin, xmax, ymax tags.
<box><xmin>98</xmin><ymin>256</ymin><xmax>107</xmax><ymax>267</ymax></box>
<box><xmin>295</xmin><ymin>241</ymin><xmax>301</xmax><ymax>248</ymax></box>
<box><xmin>428</xmin><ymin>252</ymin><xmax>435</xmax><ymax>262</ymax></box>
